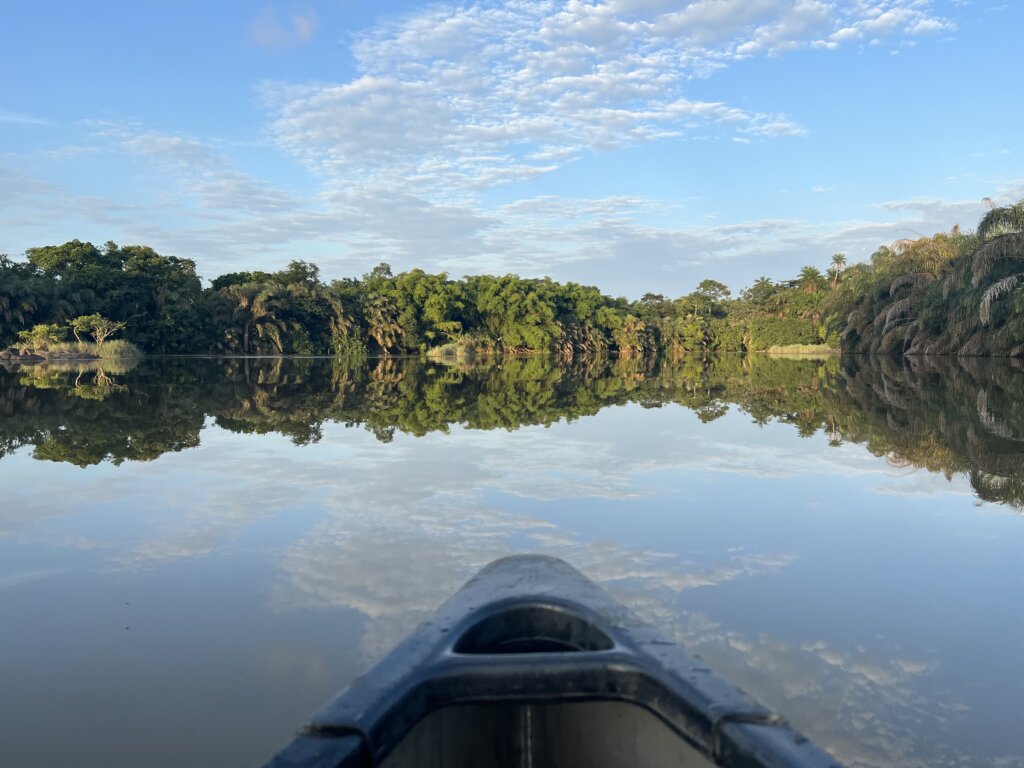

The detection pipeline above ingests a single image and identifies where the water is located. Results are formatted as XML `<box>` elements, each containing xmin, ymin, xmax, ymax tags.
<box><xmin>0</xmin><ymin>354</ymin><xmax>1021</xmax><ymax>767</ymax></box>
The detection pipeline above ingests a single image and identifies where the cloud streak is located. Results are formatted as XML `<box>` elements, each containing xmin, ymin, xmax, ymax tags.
<box><xmin>250</xmin><ymin>7</ymin><xmax>319</xmax><ymax>49</ymax></box>
<box><xmin>0</xmin><ymin>108</ymin><xmax>50</xmax><ymax>126</ymax></box>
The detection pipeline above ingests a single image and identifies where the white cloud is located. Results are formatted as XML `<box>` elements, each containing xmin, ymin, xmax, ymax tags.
<box><xmin>266</xmin><ymin>0</ymin><xmax>889</xmax><ymax>198</ymax></box>
<box><xmin>908</xmin><ymin>17</ymin><xmax>949</xmax><ymax>34</ymax></box>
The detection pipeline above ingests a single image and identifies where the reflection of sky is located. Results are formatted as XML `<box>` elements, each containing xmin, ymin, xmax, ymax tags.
<box><xmin>1</xmin><ymin>404</ymin><xmax>1022</xmax><ymax>767</ymax></box>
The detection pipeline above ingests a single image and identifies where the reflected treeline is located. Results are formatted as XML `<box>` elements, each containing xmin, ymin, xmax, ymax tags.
<box><xmin>3</xmin><ymin>354</ymin><xmax>1024</xmax><ymax>508</ymax></box>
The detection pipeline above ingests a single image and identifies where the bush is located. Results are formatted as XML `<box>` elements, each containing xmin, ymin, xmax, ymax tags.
<box><xmin>16</xmin><ymin>323</ymin><xmax>67</xmax><ymax>350</ymax></box>
<box><xmin>96</xmin><ymin>339</ymin><xmax>144</xmax><ymax>358</ymax></box>
<box><xmin>748</xmin><ymin>317</ymin><xmax>820</xmax><ymax>350</ymax></box>
<box><xmin>46</xmin><ymin>340</ymin><xmax>143</xmax><ymax>358</ymax></box>
<box><xmin>707</xmin><ymin>317</ymin><xmax>746</xmax><ymax>351</ymax></box>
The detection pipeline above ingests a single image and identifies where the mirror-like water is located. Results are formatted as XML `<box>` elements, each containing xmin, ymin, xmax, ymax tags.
<box><xmin>1</xmin><ymin>354</ymin><xmax>1021</xmax><ymax>767</ymax></box>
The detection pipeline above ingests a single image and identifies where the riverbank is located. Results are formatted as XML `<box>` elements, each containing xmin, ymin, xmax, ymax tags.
<box><xmin>1</xmin><ymin>340</ymin><xmax>144</xmax><ymax>364</ymax></box>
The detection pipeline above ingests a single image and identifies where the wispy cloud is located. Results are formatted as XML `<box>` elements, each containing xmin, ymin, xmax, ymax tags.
<box><xmin>0</xmin><ymin>108</ymin><xmax>49</xmax><ymax>126</ymax></box>
<box><xmin>249</xmin><ymin>7</ymin><xmax>319</xmax><ymax>49</ymax></box>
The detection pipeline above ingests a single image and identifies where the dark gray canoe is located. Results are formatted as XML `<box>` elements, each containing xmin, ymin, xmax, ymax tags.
<box><xmin>266</xmin><ymin>555</ymin><xmax>842</xmax><ymax>768</ymax></box>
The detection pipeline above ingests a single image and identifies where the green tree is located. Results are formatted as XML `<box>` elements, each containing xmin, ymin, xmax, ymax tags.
<box><xmin>71</xmin><ymin>314</ymin><xmax>127</xmax><ymax>345</ymax></box>
<box><xmin>17</xmin><ymin>323</ymin><xmax>66</xmax><ymax>350</ymax></box>
<box><xmin>797</xmin><ymin>266</ymin><xmax>826</xmax><ymax>294</ymax></box>
<box><xmin>741</xmin><ymin>277</ymin><xmax>777</xmax><ymax>313</ymax></box>
<box><xmin>693</xmin><ymin>279</ymin><xmax>731</xmax><ymax>316</ymax></box>
<box><xmin>830</xmin><ymin>253</ymin><xmax>847</xmax><ymax>289</ymax></box>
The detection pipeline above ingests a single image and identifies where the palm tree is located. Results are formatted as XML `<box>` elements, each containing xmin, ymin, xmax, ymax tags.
<box><xmin>0</xmin><ymin>281</ymin><xmax>36</xmax><ymax>329</ymax></box>
<box><xmin>798</xmin><ymin>266</ymin><xmax>825</xmax><ymax>294</ymax></box>
<box><xmin>830</xmin><ymin>253</ymin><xmax>847</xmax><ymax>289</ymax></box>
<box><xmin>973</xmin><ymin>200</ymin><xmax>1024</xmax><ymax>284</ymax></box>
<box><xmin>324</xmin><ymin>292</ymin><xmax>354</xmax><ymax>351</ymax></box>
<box><xmin>251</xmin><ymin>285</ymin><xmax>308</xmax><ymax>355</ymax></box>
<box><xmin>221</xmin><ymin>283</ymin><xmax>261</xmax><ymax>354</ymax></box>
<box><xmin>365</xmin><ymin>295</ymin><xmax>402</xmax><ymax>355</ymax></box>
<box><xmin>978</xmin><ymin>200</ymin><xmax>1024</xmax><ymax>240</ymax></box>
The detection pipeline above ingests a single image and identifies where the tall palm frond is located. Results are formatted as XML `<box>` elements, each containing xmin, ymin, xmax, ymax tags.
<box><xmin>883</xmin><ymin>298</ymin><xmax>915</xmax><ymax>335</ymax></box>
<box><xmin>889</xmin><ymin>273</ymin><xmax>933</xmax><ymax>297</ymax></box>
<box><xmin>979</xmin><ymin>273</ymin><xmax>1023</xmax><ymax>325</ymax></box>
<box><xmin>971</xmin><ymin>233</ymin><xmax>1024</xmax><ymax>285</ymax></box>
<box><xmin>977</xmin><ymin>201</ymin><xmax>1024</xmax><ymax>240</ymax></box>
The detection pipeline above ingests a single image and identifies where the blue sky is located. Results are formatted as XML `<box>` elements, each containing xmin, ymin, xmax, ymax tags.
<box><xmin>2</xmin><ymin>0</ymin><xmax>1022</xmax><ymax>297</ymax></box>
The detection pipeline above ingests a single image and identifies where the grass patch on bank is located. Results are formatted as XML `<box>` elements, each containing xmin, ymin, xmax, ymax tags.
<box><xmin>45</xmin><ymin>340</ymin><xmax>144</xmax><ymax>359</ymax></box>
<box><xmin>761</xmin><ymin>344</ymin><xmax>838</xmax><ymax>356</ymax></box>
<box><xmin>425</xmin><ymin>338</ymin><xmax>495</xmax><ymax>359</ymax></box>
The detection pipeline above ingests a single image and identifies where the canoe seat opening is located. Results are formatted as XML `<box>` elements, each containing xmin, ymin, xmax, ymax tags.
<box><xmin>453</xmin><ymin>604</ymin><xmax>614</xmax><ymax>654</ymax></box>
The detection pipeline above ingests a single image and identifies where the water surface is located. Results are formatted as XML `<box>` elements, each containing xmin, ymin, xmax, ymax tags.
<box><xmin>1</xmin><ymin>354</ymin><xmax>1021</xmax><ymax>767</ymax></box>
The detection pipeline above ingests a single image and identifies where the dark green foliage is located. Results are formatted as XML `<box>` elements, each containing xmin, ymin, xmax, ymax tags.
<box><xmin>9</xmin><ymin>240</ymin><xmax>204</xmax><ymax>353</ymax></box>
<box><xmin>748</xmin><ymin>317</ymin><xmax>819</xmax><ymax>350</ymax></box>
<box><xmin>707</xmin><ymin>317</ymin><xmax>745</xmax><ymax>351</ymax></box>
<box><xmin>824</xmin><ymin>199</ymin><xmax>1024</xmax><ymax>357</ymax></box>
<box><xmin>1</xmin><ymin>240</ymin><xmax>838</xmax><ymax>357</ymax></box>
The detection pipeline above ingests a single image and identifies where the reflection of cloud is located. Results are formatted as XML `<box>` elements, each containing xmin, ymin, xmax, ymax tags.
<box><xmin>0</xmin><ymin>458</ymin><xmax>132</xmax><ymax>537</ymax></box>
<box><xmin>0</xmin><ymin>569</ymin><xmax>64</xmax><ymax>589</ymax></box>
<box><xmin>273</xmin><ymin>489</ymin><xmax>795</xmax><ymax>661</ymax></box>
<box><xmin>110</xmin><ymin>432</ymin><xmax>334</xmax><ymax>568</ymax></box>
<box><xmin>615</xmin><ymin>606</ymin><xmax>1000</xmax><ymax>768</ymax></box>
<box><xmin>71</xmin><ymin>404</ymin><xmax>983</xmax><ymax>572</ymax></box>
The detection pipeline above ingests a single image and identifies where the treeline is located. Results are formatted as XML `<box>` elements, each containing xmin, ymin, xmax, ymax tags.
<box><xmin>2</xmin><ymin>199</ymin><xmax>1022</xmax><ymax>357</ymax></box>
<box><xmin>4</xmin><ymin>354</ymin><xmax>1024</xmax><ymax>509</ymax></box>
<box><xmin>0</xmin><ymin>242</ymin><xmax>836</xmax><ymax>357</ymax></box>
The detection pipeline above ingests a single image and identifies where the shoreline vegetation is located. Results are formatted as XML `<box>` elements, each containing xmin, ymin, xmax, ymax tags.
<box><xmin>1</xmin><ymin>340</ymin><xmax>144</xmax><ymax>363</ymax></box>
<box><xmin>2</xmin><ymin>200</ymin><xmax>1022</xmax><ymax>359</ymax></box>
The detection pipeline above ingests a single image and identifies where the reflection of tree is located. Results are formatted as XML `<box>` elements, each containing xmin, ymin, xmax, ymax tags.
<box><xmin>0</xmin><ymin>359</ymin><xmax>203</xmax><ymax>467</ymax></box>
<box><xmin>824</xmin><ymin>356</ymin><xmax>1024</xmax><ymax>507</ymax></box>
<box><xmin>3</xmin><ymin>354</ymin><xmax>1024</xmax><ymax>509</ymax></box>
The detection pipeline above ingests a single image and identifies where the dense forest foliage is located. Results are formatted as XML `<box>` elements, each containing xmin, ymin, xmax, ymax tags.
<box><xmin>0</xmin><ymin>241</ymin><xmax>831</xmax><ymax>358</ymax></box>
<box><xmin>3</xmin><ymin>354</ymin><xmax>1023</xmax><ymax>509</ymax></box>
<box><xmin>826</xmin><ymin>200</ymin><xmax>1024</xmax><ymax>356</ymax></box>
<box><xmin>2</xmin><ymin>200</ymin><xmax>1022</xmax><ymax>357</ymax></box>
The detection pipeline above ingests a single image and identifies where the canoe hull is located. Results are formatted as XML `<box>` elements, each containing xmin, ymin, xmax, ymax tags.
<box><xmin>266</xmin><ymin>555</ymin><xmax>841</xmax><ymax>768</ymax></box>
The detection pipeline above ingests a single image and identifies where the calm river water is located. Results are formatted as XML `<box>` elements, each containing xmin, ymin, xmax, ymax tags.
<box><xmin>0</xmin><ymin>354</ymin><xmax>1021</xmax><ymax>767</ymax></box>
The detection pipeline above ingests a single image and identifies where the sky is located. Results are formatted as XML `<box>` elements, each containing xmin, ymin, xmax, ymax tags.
<box><xmin>2</xmin><ymin>0</ymin><xmax>1022</xmax><ymax>297</ymax></box>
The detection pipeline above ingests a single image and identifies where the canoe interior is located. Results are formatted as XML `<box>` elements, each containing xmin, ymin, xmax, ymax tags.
<box><xmin>382</xmin><ymin>700</ymin><xmax>717</xmax><ymax>768</ymax></box>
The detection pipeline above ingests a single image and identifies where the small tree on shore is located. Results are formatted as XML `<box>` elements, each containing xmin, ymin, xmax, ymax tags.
<box><xmin>71</xmin><ymin>314</ymin><xmax>127</xmax><ymax>346</ymax></box>
<box><xmin>16</xmin><ymin>323</ymin><xmax>66</xmax><ymax>350</ymax></box>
